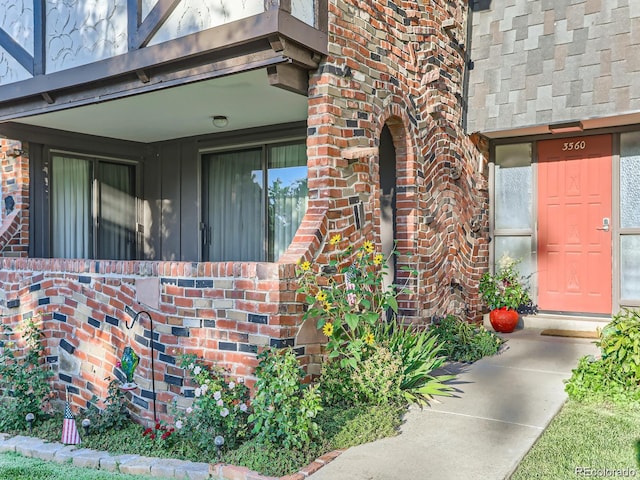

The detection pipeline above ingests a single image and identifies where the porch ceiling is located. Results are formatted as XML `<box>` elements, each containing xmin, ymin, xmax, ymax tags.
<box><xmin>5</xmin><ymin>69</ymin><xmax>309</xmax><ymax>143</ymax></box>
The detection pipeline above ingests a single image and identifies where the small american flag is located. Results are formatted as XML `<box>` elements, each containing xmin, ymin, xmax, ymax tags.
<box><xmin>61</xmin><ymin>401</ymin><xmax>81</xmax><ymax>445</ymax></box>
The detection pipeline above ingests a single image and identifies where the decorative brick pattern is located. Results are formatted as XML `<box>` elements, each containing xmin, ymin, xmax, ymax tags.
<box><xmin>0</xmin><ymin>139</ymin><xmax>29</xmax><ymax>257</ymax></box>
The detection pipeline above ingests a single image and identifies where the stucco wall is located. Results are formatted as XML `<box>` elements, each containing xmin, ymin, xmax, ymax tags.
<box><xmin>467</xmin><ymin>0</ymin><xmax>640</xmax><ymax>134</ymax></box>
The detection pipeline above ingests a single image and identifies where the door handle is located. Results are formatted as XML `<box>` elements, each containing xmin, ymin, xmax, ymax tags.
<box><xmin>596</xmin><ymin>218</ymin><xmax>610</xmax><ymax>232</ymax></box>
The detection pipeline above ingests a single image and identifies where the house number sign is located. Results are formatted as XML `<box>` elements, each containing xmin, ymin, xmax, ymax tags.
<box><xmin>562</xmin><ymin>140</ymin><xmax>587</xmax><ymax>151</ymax></box>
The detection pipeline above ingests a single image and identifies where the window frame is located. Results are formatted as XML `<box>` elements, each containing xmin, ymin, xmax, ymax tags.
<box><xmin>48</xmin><ymin>149</ymin><xmax>141</xmax><ymax>260</ymax></box>
<box><xmin>199</xmin><ymin>138</ymin><xmax>308</xmax><ymax>263</ymax></box>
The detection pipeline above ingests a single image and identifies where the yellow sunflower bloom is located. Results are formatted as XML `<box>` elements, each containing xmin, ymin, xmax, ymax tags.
<box><xmin>300</xmin><ymin>261</ymin><xmax>311</xmax><ymax>271</ymax></box>
<box><xmin>363</xmin><ymin>240</ymin><xmax>375</xmax><ymax>254</ymax></box>
<box><xmin>373</xmin><ymin>254</ymin><xmax>384</xmax><ymax>265</ymax></box>
<box><xmin>330</xmin><ymin>234</ymin><xmax>341</xmax><ymax>245</ymax></box>
<box><xmin>322</xmin><ymin>322</ymin><xmax>334</xmax><ymax>337</ymax></box>
<box><xmin>323</xmin><ymin>301</ymin><xmax>332</xmax><ymax>312</ymax></box>
<box><xmin>315</xmin><ymin>291</ymin><xmax>327</xmax><ymax>302</ymax></box>
<box><xmin>363</xmin><ymin>332</ymin><xmax>375</xmax><ymax>345</ymax></box>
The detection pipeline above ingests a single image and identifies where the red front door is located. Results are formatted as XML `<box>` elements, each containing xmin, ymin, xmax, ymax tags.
<box><xmin>537</xmin><ymin>135</ymin><xmax>612</xmax><ymax>314</ymax></box>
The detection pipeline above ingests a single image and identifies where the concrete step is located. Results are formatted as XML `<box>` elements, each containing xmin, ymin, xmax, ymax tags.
<box><xmin>483</xmin><ymin>312</ymin><xmax>610</xmax><ymax>334</ymax></box>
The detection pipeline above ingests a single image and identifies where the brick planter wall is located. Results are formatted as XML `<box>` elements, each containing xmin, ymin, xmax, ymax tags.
<box><xmin>0</xmin><ymin>258</ymin><xmax>306</xmax><ymax>424</ymax></box>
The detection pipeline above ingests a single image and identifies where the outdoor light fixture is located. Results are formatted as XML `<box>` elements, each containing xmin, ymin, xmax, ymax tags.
<box><xmin>548</xmin><ymin>121</ymin><xmax>583</xmax><ymax>134</ymax></box>
<box><xmin>214</xmin><ymin>435</ymin><xmax>225</xmax><ymax>462</ymax></box>
<box><xmin>25</xmin><ymin>413</ymin><xmax>34</xmax><ymax>432</ymax></box>
<box><xmin>211</xmin><ymin>115</ymin><xmax>229</xmax><ymax>128</ymax></box>
<box><xmin>82</xmin><ymin>418</ymin><xmax>91</xmax><ymax>436</ymax></box>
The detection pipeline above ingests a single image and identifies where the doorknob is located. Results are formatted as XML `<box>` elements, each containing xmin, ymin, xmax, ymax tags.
<box><xmin>596</xmin><ymin>218</ymin><xmax>610</xmax><ymax>232</ymax></box>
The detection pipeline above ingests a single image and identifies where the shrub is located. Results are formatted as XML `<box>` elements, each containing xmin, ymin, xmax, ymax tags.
<box><xmin>173</xmin><ymin>355</ymin><xmax>250</xmax><ymax>450</ymax></box>
<box><xmin>82</xmin><ymin>377</ymin><xmax>129</xmax><ymax>434</ymax></box>
<box><xmin>0</xmin><ymin>317</ymin><xmax>53</xmax><ymax>431</ymax></box>
<box><xmin>565</xmin><ymin>308</ymin><xmax>640</xmax><ymax>405</ymax></box>
<box><xmin>249</xmin><ymin>348</ymin><xmax>321</xmax><ymax>449</ymax></box>
<box><xmin>430</xmin><ymin>315</ymin><xmax>504</xmax><ymax>363</ymax></box>
<box><xmin>320</xmin><ymin>345</ymin><xmax>403</xmax><ymax>406</ymax></box>
<box><xmin>374</xmin><ymin>320</ymin><xmax>455</xmax><ymax>405</ymax></box>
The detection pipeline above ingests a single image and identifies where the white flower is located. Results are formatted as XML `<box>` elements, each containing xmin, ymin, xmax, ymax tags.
<box><xmin>194</xmin><ymin>387</ymin><xmax>202</xmax><ymax>397</ymax></box>
<box><xmin>217</xmin><ymin>399</ymin><xmax>224</xmax><ymax>407</ymax></box>
<box><xmin>186</xmin><ymin>407</ymin><xmax>193</xmax><ymax>414</ymax></box>
<box><xmin>220</xmin><ymin>408</ymin><xmax>229</xmax><ymax>417</ymax></box>
<box><xmin>193</xmin><ymin>366</ymin><xmax>202</xmax><ymax>375</ymax></box>
<box><xmin>213</xmin><ymin>391</ymin><xmax>222</xmax><ymax>401</ymax></box>
<box><xmin>239</xmin><ymin>403</ymin><xmax>248</xmax><ymax>412</ymax></box>
<box><xmin>175</xmin><ymin>420</ymin><xmax>183</xmax><ymax>429</ymax></box>
<box><xmin>200</xmin><ymin>383</ymin><xmax>209</xmax><ymax>394</ymax></box>
<box><xmin>228</xmin><ymin>381</ymin><xmax>235</xmax><ymax>390</ymax></box>
<box><xmin>188</xmin><ymin>363</ymin><xmax>194</xmax><ymax>370</ymax></box>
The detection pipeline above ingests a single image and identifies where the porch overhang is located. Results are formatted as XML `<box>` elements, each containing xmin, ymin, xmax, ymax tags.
<box><xmin>0</xmin><ymin>8</ymin><xmax>327</xmax><ymax>127</ymax></box>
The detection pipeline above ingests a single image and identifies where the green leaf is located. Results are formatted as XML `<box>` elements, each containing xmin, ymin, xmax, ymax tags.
<box><xmin>387</xmin><ymin>296</ymin><xmax>398</xmax><ymax>313</ymax></box>
<box><xmin>345</xmin><ymin>313</ymin><xmax>359</xmax><ymax>330</ymax></box>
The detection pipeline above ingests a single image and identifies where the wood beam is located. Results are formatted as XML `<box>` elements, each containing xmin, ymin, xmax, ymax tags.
<box><xmin>133</xmin><ymin>0</ymin><xmax>181</xmax><ymax>49</ymax></box>
<box><xmin>0</xmin><ymin>28</ymin><xmax>33</xmax><ymax>75</ymax></box>
<box><xmin>267</xmin><ymin>64</ymin><xmax>308</xmax><ymax>95</ymax></box>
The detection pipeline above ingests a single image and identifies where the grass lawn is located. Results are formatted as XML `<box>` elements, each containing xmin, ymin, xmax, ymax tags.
<box><xmin>0</xmin><ymin>452</ymin><xmax>149</xmax><ymax>480</ymax></box>
<box><xmin>511</xmin><ymin>400</ymin><xmax>640</xmax><ymax>479</ymax></box>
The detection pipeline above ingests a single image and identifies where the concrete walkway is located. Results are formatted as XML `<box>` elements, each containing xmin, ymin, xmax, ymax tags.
<box><xmin>308</xmin><ymin>328</ymin><xmax>599</xmax><ymax>480</ymax></box>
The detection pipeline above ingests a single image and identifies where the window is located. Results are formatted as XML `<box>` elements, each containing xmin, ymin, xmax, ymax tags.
<box><xmin>620</xmin><ymin>131</ymin><xmax>640</xmax><ymax>301</ymax></box>
<box><xmin>492</xmin><ymin>143</ymin><xmax>534</xmax><ymax>278</ymax></box>
<box><xmin>50</xmin><ymin>154</ymin><xmax>136</xmax><ymax>260</ymax></box>
<box><xmin>201</xmin><ymin>142</ymin><xmax>308</xmax><ymax>262</ymax></box>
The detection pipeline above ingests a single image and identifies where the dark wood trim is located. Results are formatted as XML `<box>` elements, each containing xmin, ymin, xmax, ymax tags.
<box><xmin>0</xmin><ymin>51</ymin><xmax>287</xmax><ymax>121</ymax></box>
<box><xmin>134</xmin><ymin>0</ymin><xmax>181</xmax><ymax>49</ymax></box>
<box><xmin>127</xmin><ymin>0</ymin><xmax>141</xmax><ymax>51</ymax></box>
<box><xmin>0</xmin><ymin>123</ymin><xmax>148</xmax><ymax>159</ymax></box>
<box><xmin>33</xmin><ymin>0</ymin><xmax>45</xmax><ymax>75</ymax></box>
<box><xmin>0</xmin><ymin>28</ymin><xmax>33</xmax><ymax>75</ymax></box>
<box><xmin>316</xmin><ymin>0</ymin><xmax>328</xmax><ymax>32</ymax></box>
<box><xmin>267</xmin><ymin>64</ymin><xmax>309</xmax><ymax>95</ymax></box>
<box><xmin>0</xmin><ymin>10</ymin><xmax>326</xmax><ymax>105</ymax></box>
<box><xmin>193</xmin><ymin>121</ymin><xmax>307</xmax><ymax>150</ymax></box>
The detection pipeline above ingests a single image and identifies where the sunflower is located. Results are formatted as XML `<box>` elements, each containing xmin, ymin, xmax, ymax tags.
<box><xmin>363</xmin><ymin>240</ymin><xmax>375</xmax><ymax>254</ymax></box>
<box><xmin>373</xmin><ymin>253</ymin><xmax>384</xmax><ymax>265</ymax></box>
<box><xmin>363</xmin><ymin>332</ymin><xmax>375</xmax><ymax>346</ymax></box>
<box><xmin>315</xmin><ymin>291</ymin><xmax>327</xmax><ymax>302</ymax></box>
<box><xmin>323</xmin><ymin>301</ymin><xmax>333</xmax><ymax>312</ymax></box>
<box><xmin>322</xmin><ymin>322</ymin><xmax>334</xmax><ymax>337</ymax></box>
<box><xmin>300</xmin><ymin>261</ymin><xmax>311</xmax><ymax>271</ymax></box>
<box><xmin>330</xmin><ymin>234</ymin><xmax>342</xmax><ymax>245</ymax></box>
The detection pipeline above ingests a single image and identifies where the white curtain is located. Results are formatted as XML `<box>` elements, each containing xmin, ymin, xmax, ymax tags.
<box><xmin>51</xmin><ymin>156</ymin><xmax>91</xmax><ymax>258</ymax></box>
<box><xmin>204</xmin><ymin>149</ymin><xmax>264</xmax><ymax>261</ymax></box>
<box><xmin>268</xmin><ymin>144</ymin><xmax>308</xmax><ymax>261</ymax></box>
<box><xmin>99</xmin><ymin>162</ymin><xmax>134</xmax><ymax>260</ymax></box>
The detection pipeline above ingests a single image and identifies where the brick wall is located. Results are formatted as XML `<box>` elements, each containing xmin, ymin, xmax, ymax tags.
<box><xmin>305</xmin><ymin>0</ymin><xmax>488</xmax><ymax>322</ymax></box>
<box><xmin>0</xmin><ymin>258</ymin><xmax>306</xmax><ymax>423</ymax></box>
<box><xmin>0</xmin><ymin>139</ymin><xmax>29</xmax><ymax>256</ymax></box>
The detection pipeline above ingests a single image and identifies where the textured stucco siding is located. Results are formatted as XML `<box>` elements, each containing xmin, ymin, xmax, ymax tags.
<box><xmin>466</xmin><ymin>0</ymin><xmax>640</xmax><ymax>134</ymax></box>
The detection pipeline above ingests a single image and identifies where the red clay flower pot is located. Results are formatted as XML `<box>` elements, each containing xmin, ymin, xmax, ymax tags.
<box><xmin>489</xmin><ymin>307</ymin><xmax>519</xmax><ymax>333</ymax></box>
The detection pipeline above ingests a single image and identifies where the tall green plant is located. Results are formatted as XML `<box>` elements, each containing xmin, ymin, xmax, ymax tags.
<box><xmin>296</xmin><ymin>235</ymin><xmax>412</xmax><ymax>368</ymax></box>
<box><xmin>373</xmin><ymin>320</ymin><xmax>455</xmax><ymax>405</ymax></box>
<box><xmin>0</xmin><ymin>317</ymin><xmax>53</xmax><ymax>430</ymax></box>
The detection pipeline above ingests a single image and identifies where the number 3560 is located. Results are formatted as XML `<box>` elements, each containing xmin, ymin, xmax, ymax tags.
<box><xmin>562</xmin><ymin>141</ymin><xmax>586</xmax><ymax>151</ymax></box>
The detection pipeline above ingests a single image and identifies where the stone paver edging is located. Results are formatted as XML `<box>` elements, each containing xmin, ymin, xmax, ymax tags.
<box><xmin>0</xmin><ymin>433</ymin><xmax>342</xmax><ymax>480</ymax></box>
